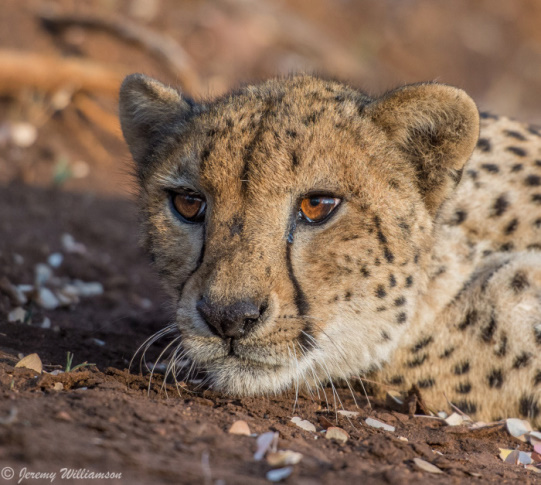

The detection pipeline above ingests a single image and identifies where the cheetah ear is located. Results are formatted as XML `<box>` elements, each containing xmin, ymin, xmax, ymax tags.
<box><xmin>366</xmin><ymin>83</ymin><xmax>480</xmax><ymax>215</ymax></box>
<box><xmin>119</xmin><ymin>73</ymin><xmax>193</xmax><ymax>178</ymax></box>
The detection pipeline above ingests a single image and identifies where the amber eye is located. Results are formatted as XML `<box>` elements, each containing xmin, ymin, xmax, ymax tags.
<box><xmin>299</xmin><ymin>196</ymin><xmax>341</xmax><ymax>223</ymax></box>
<box><xmin>171</xmin><ymin>191</ymin><xmax>206</xmax><ymax>223</ymax></box>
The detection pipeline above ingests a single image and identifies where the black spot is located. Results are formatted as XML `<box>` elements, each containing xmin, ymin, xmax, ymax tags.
<box><xmin>418</xmin><ymin>378</ymin><xmax>435</xmax><ymax>389</ymax></box>
<box><xmin>528</xmin><ymin>244</ymin><xmax>541</xmax><ymax>250</ymax></box>
<box><xmin>458</xmin><ymin>310</ymin><xmax>478</xmax><ymax>331</ymax></box>
<box><xmin>454</xmin><ymin>361</ymin><xmax>470</xmax><ymax>375</ymax></box>
<box><xmin>292</xmin><ymin>152</ymin><xmax>300</xmax><ymax>167</ymax></box>
<box><xmin>405</xmin><ymin>275</ymin><xmax>413</xmax><ymax>288</ymax></box>
<box><xmin>467</xmin><ymin>169</ymin><xmax>478</xmax><ymax>180</ymax></box>
<box><xmin>534</xmin><ymin>370</ymin><xmax>541</xmax><ymax>386</ymax></box>
<box><xmin>511</xmin><ymin>163</ymin><xmax>523</xmax><ymax>172</ymax></box>
<box><xmin>381</xmin><ymin>330</ymin><xmax>391</xmax><ymax>341</ymax></box>
<box><xmin>532</xmin><ymin>194</ymin><xmax>541</xmax><ymax>204</ymax></box>
<box><xmin>414</xmin><ymin>252</ymin><xmax>420</xmax><ymax>264</ymax></box>
<box><xmin>455</xmin><ymin>400</ymin><xmax>477</xmax><ymax>415</ymax></box>
<box><xmin>451</xmin><ymin>209</ymin><xmax>467</xmax><ymax>225</ymax></box>
<box><xmin>535</xmin><ymin>160</ymin><xmax>541</xmax><ymax>167</ymax></box>
<box><xmin>456</xmin><ymin>382</ymin><xmax>472</xmax><ymax>394</ymax></box>
<box><xmin>507</xmin><ymin>146</ymin><xmax>527</xmax><ymax>157</ymax></box>
<box><xmin>480</xmin><ymin>315</ymin><xmax>497</xmax><ymax>343</ymax></box>
<box><xmin>492</xmin><ymin>195</ymin><xmax>509</xmax><ymax>216</ymax></box>
<box><xmin>390</xmin><ymin>375</ymin><xmax>404</xmax><ymax>385</ymax></box>
<box><xmin>376</xmin><ymin>306</ymin><xmax>387</xmax><ymax>312</ymax></box>
<box><xmin>411</xmin><ymin>336</ymin><xmax>433</xmax><ymax>353</ymax></box>
<box><xmin>518</xmin><ymin>394</ymin><xmax>540</xmax><ymax>419</ymax></box>
<box><xmin>481</xmin><ymin>163</ymin><xmax>499</xmax><ymax>173</ymax></box>
<box><xmin>265</xmin><ymin>266</ymin><xmax>271</xmax><ymax>277</ymax></box>
<box><xmin>396</xmin><ymin>312</ymin><xmax>407</xmax><ymax>324</ymax></box>
<box><xmin>510</xmin><ymin>271</ymin><xmax>529</xmax><ymax>292</ymax></box>
<box><xmin>476</xmin><ymin>138</ymin><xmax>491</xmax><ymax>151</ymax></box>
<box><xmin>389</xmin><ymin>274</ymin><xmax>397</xmax><ymax>287</ymax></box>
<box><xmin>407</xmin><ymin>354</ymin><xmax>428</xmax><ymax>368</ymax></box>
<box><xmin>376</xmin><ymin>285</ymin><xmax>386</xmax><ymax>298</ymax></box>
<box><xmin>534</xmin><ymin>324</ymin><xmax>541</xmax><ymax>345</ymax></box>
<box><xmin>440</xmin><ymin>347</ymin><xmax>455</xmax><ymax>359</ymax></box>
<box><xmin>480</xmin><ymin>112</ymin><xmax>498</xmax><ymax>120</ymax></box>
<box><xmin>499</xmin><ymin>242</ymin><xmax>514</xmax><ymax>252</ymax></box>
<box><xmin>383</xmin><ymin>247</ymin><xmax>394</xmax><ymax>263</ymax></box>
<box><xmin>528</xmin><ymin>126</ymin><xmax>541</xmax><ymax>137</ymax></box>
<box><xmin>513</xmin><ymin>352</ymin><xmax>532</xmax><ymax>369</ymax></box>
<box><xmin>504</xmin><ymin>130</ymin><xmax>527</xmax><ymax>141</ymax></box>
<box><xmin>285</xmin><ymin>129</ymin><xmax>297</xmax><ymax>139</ymax></box>
<box><xmin>526</xmin><ymin>174</ymin><xmax>541</xmax><ymax>186</ymax></box>
<box><xmin>394</xmin><ymin>296</ymin><xmax>407</xmax><ymax>307</ymax></box>
<box><xmin>200</xmin><ymin>147</ymin><xmax>211</xmax><ymax>163</ymax></box>
<box><xmin>374</xmin><ymin>258</ymin><xmax>381</xmax><ymax>266</ymax></box>
<box><xmin>229</xmin><ymin>214</ymin><xmax>244</xmax><ymax>237</ymax></box>
<box><xmin>504</xmin><ymin>218</ymin><xmax>519</xmax><ymax>235</ymax></box>
<box><xmin>360</xmin><ymin>265</ymin><xmax>370</xmax><ymax>277</ymax></box>
<box><xmin>488</xmin><ymin>368</ymin><xmax>504</xmax><ymax>388</ymax></box>
<box><xmin>495</xmin><ymin>334</ymin><xmax>508</xmax><ymax>357</ymax></box>
<box><xmin>534</xmin><ymin>219</ymin><xmax>541</xmax><ymax>229</ymax></box>
<box><xmin>344</xmin><ymin>291</ymin><xmax>352</xmax><ymax>301</ymax></box>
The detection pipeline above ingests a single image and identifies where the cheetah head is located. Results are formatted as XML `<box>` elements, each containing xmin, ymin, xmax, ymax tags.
<box><xmin>119</xmin><ymin>74</ymin><xmax>479</xmax><ymax>395</ymax></box>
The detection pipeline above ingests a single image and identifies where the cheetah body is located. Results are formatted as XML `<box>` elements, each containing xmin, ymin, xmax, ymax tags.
<box><xmin>119</xmin><ymin>74</ymin><xmax>541</xmax><ymax>425</ymax></box>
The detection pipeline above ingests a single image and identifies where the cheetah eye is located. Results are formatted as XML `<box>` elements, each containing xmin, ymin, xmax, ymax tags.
<box><xmin>299</xmin><ymin>195</ymin><xmax>341</xmax><ymax>223</ymax></box>
<box><xmin>170</xmin><ymin>190</ymin><xmax>206</xmax><ymax>223</ymax></box>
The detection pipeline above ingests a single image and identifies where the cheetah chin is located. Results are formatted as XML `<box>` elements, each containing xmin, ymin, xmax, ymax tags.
<box><xmin>120</xmin><ymin>73</ymin><xmax>541</xmax><ymax>426</ymax></box>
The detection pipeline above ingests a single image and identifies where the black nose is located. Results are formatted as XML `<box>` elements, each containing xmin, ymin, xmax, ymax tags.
<box><xmin>196</xmin><ymin>297</ymin><xmax>265</xmax><ymax>339</ymax></box>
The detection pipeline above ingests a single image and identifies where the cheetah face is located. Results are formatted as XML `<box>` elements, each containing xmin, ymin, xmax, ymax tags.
<box><xmin>119</xmin><ymin>74</ymin><xmax>479</xmax><ymax>395</ymax></box>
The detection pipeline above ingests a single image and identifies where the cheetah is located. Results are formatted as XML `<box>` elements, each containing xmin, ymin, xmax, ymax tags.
<box><xmin>119</xmin><ymin>73</ymin><xmax>541</xmax><ymax>426</ymax></box>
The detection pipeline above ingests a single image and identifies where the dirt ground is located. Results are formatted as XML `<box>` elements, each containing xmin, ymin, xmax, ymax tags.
<box><xmin>1</xmin><ymin>1</ymin><xmax>541</xmax><ymax>484</ymax></box>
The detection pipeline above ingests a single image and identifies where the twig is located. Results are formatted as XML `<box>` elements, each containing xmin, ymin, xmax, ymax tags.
<box><xmin>0</xmin><ymin>49</ymin><xmax>123</xmax><ymax>96</ymax></box>
<box><xmin>39</xmin><ymin>11</ymin><xmax>200</xmax><ymax>96</ymax></box>
<box><xmin>73</xmin><ymin>93</ymin><xmax>122</xmax><ymax>140</ymax></box>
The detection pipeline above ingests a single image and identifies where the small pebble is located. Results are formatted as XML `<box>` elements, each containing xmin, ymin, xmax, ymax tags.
<box><xmin>8</xmin><ymin>307</ymin><xmax>26</xmax><ymax>323</ymax></box>
<box><xmin>266</xmin><ymin>450</ymin><xmax>303</xmax><ymax>467</ymax></box>
<box><xmin>228</xmin><ymin>420</ymin><xmax>251</xmax><ymax>436</ymax></box>
<box><xmin>36</xmin><ymin>287</ymin><xmax>60</xmax><ymax>310</ymax></box>
<box><xmin>266</xmin><ymin>467</ymin><xmax>293</xmax><ymax>482</ymax></box>
<box><xmin>325</xmin><ymin>426</ymin><xmax>349</xmax><ymax>444</ymax></box>
<box><xmin>365</xmin><ymin>417</ymin><xmax>395</xmax><ymax>432</ymax></box>
<box><xmin>291</xmin><ymin>416</ymin><xmax>316</xmax><ymax>432</ymax></box>
<box><xmin>47</xmin><ymin>252</ymin><xmax>64</xmax><ymax>268</ymax></box>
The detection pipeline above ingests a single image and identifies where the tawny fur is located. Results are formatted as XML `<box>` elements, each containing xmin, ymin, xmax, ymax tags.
<box><xmin>119</xmin><ymin>74</ymin><xmax>541</xmax><ymax>426</ymax></box>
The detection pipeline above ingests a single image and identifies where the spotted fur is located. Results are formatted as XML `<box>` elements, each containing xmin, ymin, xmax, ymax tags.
<box><xmin>119</xmin><ymin>74</ymin><xmax>541</xmax><ymax>426</ymax></box>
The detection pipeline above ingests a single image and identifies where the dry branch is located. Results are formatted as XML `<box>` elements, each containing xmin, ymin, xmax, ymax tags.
<box><xmin>39</xmin><ymin>11</ymin><xmax>201</xmax><ymax>96</ymax></box>
<box><xmin>0</xmin><ymin>49</ymin><xmax>123</xmax><ymax>96</ymax></box>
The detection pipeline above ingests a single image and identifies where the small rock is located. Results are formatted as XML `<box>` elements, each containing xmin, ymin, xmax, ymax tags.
<box><xmin>36</xmin><ymin>287</ymin><xmax>60</xmax><ymax>310</ymax></box>
<box><xmin>444</xmin><ymin>412</ymin><xmax>464</xmax><ymax>426</ymax></box>
<box><xmin>71</xmin><ymin>160</ymin><xmax>90</xmax><ymax>179</ymax></box>
<box><xmin>72</xmin><ymin>280</ymin><xmax>104</xmax><ymax>297</ymax></box>
<box><xmin>413</xmin><ymin>458</ymin><xmax>443</xmax><ymax>474</ymax></box>
<box><xmin>40</xmin><ymin>317</ymin><xmax>51</xmax><ymax>329</ymax></box>
<box><xmin>61</xmin><ymin>234</ymin><xmax>87</xmax><ymax>255</ymax></box>
<box><xmin>53</xmin><ymin>382</ymin><xmax>64</xmax><ymax>391</ymax></box>
<box><xmin>266</xmin><ymin>450</ymin><xmax>303</xmax><ymax>467</ymax></box>
<box><xmin>55</xmin><ymin>411</ymin><xmax>72</xmax><ymax>421</ymax></box>
<box><xmin>91</xmin><ymin>338</ymin><xmax>106</xmax><ymax>347</ymax></box>
<box><xmin>228</xmin><ymin>420</ymin><xmax>251</xmax><ymax>436</ymax></box>
<box><xmin>506</xmin><ymin>418</ymin><xmax>532</xmax><ymax>440</ymax></box>
<box><xmin>47</xmin><ymin>253</ymin><xmax>64</xmax><ymax>268</ymax></box>
<box><xmin>35</xmin><ymin>263</ymin><xmax>53</xmax><ymax>286</ymax></box>
<box><xmin>325</xmin><ymin>426</ymin><xmax>349</xmax><ymax>444</ymax></box>
<box><xmin>365</xmin><ymin>417</ymin><xmax>395</xmax><ymax>432</ymax></box>
<box><xmin>266</xmin><ymin>467</ymin><xmax>293</xmax><ymax>482</ymax></box>
<box><xmin>291</xmin><ymin>416</ymin><xmax>316</xmax><ymax>432</ymax></box>
<box><xmin>337</xmin><ymin>410</ymin><xmax>359</xmax><ymax>418</ymax></box>
<box><xmin>8</xmin><ymin>307</ymin><xmax>26</xmax><ymax>323</ymax></box>
<box><xmin>15</xmin><ymin>353</ymin><xmax>42</xmax><ymax>374</ymax></box>
<box><xmin>254</xmin><ymin>431</ymin><xmax>278</xmax><ymax>461</ymax></box>
<box><xmin>10</xmin><ymin>122</ymin><xmax>37</xmax><ymax>147</ymax></box>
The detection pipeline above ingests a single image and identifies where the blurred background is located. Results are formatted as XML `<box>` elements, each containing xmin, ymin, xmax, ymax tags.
<box><xmin>1</xmin><ymin>0</ymin><xmax>541</xmax><ymax>197</ymax></box>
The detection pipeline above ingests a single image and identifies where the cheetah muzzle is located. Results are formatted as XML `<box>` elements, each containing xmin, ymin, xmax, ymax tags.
<box><xmin>119</xmin><ymin>74</ymin><xmax>541</xmax><ymax>426</ymax></box>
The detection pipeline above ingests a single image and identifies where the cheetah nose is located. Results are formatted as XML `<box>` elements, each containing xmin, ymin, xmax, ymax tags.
<box><xmin>196</xmin><ymin>297</ymin><xmax>266</xmax><ymax>339</ymax></box>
